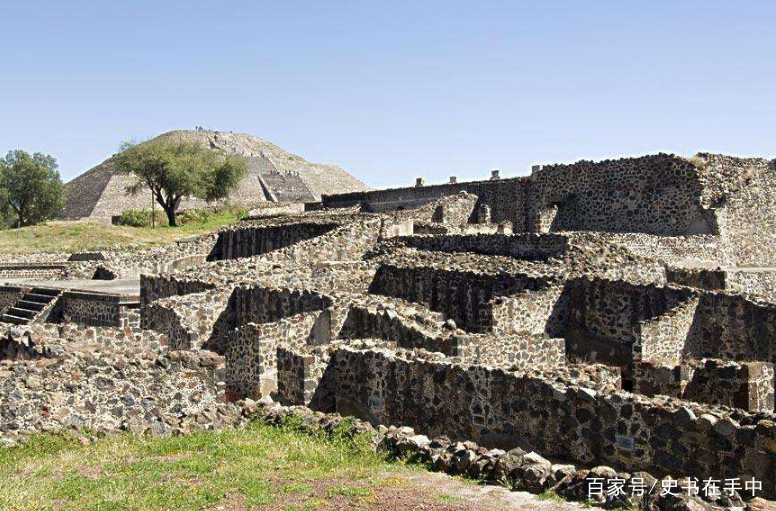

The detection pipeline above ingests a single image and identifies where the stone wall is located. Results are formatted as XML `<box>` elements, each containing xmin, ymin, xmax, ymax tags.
<box><xmin>395</xmin><ymin>233</ymin><xmax>568</xmax><ymax>261</ymax></box>
<box><xmin>0</xmin><ymin>264</ymin><xmax>66</xmax><ymax>280</ymax></box>
<box><xmin>61</xmin><ymin>291</ymin><xmax>139</xmax><ymax>328</ymax></box>
<box><xmin>633</xmin><ymin>359</ymin><xmax>775</xmax><ymax>413</ymax></box>
<box><xmin>698</xmin><ymin>154</ymin><xmax>776</xmax><ymax>266</ymax></box>
<box><xmin>429</xmin><ymin>192</ymin><xmax>478</xmax><ymax>226</ymax></box>
<box><xmin>332</xmin><ymin>346</ymin><xmax>776</xmax><ymax>497</ymax></box>
<box><xmin>277</xmin><ymin>346</ymin><xmax>333</xmax><ymax>407</ymax></box>
<box><xmin>0</xmin><ymin>233</ymin><xmax>221</xmax><ymax>285</ymax></box>
<box><xmin>141</xmin><ymin>289</ymin><xmax>232</xmax><ymax>350</ymax></box>
<box><xmin>369</xmin><ymin>264</ymin><xmax>549</xmax><ymax>333</ymax></box>
<box><xmin>393</xmin><ymin>191</ymin><xmax>479</xmax><ymax>227</ymax></box>
<box><xmin>141</xmin><ymin>298</ymin><xmax>193</xmax><ymax>350</ymax></box>
<box><xmin>232</xmin><ymin>286</ymin><xmax>333</xmax><ymax>328</ymax></box>
<box><xmin>0</xmin><ymin>333</ymin><xmax>232</xmax><ymax>441</ymax></box>
<box><xmin>491</xmin><ymin>284</ymin><xmax>566</xmax><ymax>337</ymax></box>
<box><xmin>529</xmin><ymin>277</ymin><xmax>776</xmax><ymax>370</ymax></box>
<box><xmin>323</xmin><ymin>177</ymin><xmax>531</xmax><ymax>229</ymax></box>
<box><xmin>603</xmin><ymin>233</ymin><xmax>729</xmax><ymax>266</ymax></box>
<box><xmin>459</xmin><ymin>333</ymin><xmax>566</xmax><ymax>370</ymax></box>
<box><xmin>246</xmin><ymin>202</ymin><xmax>306</xmax><ymax>218</ymax></box>
<box><xmin>225</xmin><ymin>312</ymin><xmax>320</xmax><ymax>398</ymax></box>
<box><xmin>0</xmin><ymin>285</ymin><xmax>26</xmax><ymax>315</ymax></box>
<box><xmin>563</xmin><ymin>279</ymin><xmax>697</xmax><ymax>366</ymax></box>
<box><xmin>140</xmin><ymin>275</ymin><xmax>216</xmax><ymax>307</ymax></box>
<box><xmin>666</xmin><ymin>267</ymin><xmax>726</xmax><ymax>290</ymax></box>
<box><xmin>637</xmin><ymin>294</ymin><xmax>700</xmax><ymax>367</ymax></box>
<box><xmin>164</xmin><ymin>254</ymin><xmax>208</xmax><ymax>273</ymax></box>
<box><xmin>321</xmin><ymin>152</ymin><xmax>776</xmax><ymax>263</ymax></box>
<box><xmin>0</xmin><ymin>328</ymin><xmax>49</xmax><ymax>360</ymax></box>
<box><xmin>338</xmin><ymin>304</ymin><xmax>454</xmax><ymax>354</ymax></box>
<box><xmin>325</xmin><ymin>154</ymin><xmax>729</xmax><ymax>237</ymax></box>
<box><xmin>726</xmin><ymin>269</ymin><xmax>776</xmax><ymax>302</ymax></box>
<box><xmin>259</xmin><ymin>217</ymin><xmax>385</xmax><ymax>265</ymax></box>
<box><xmin>530</xmin><ymin>154</ymin><xmax>717</xmax><ymax>235</ymax></box>
<box><xmin>685</xmin><ymin>292</ymin><xmax>776</xmax><ymax>363</ymax></box>
<box><xmin>276</xmin><ymin>347</ymin><xmax>313</xmax><ymax>405</ymax></box>
<box><xmin>207</xmin><ymin>222</ymin><xmax>340</xmax><ymax>261</ymax></box>
<box><xmin>96</xmin><ymin>232</ymin><xmax>219</xmax><ymax>279</ymax></box>
<box><xmin>666</xmin><ymin>267</ymin><xmax>776</xmax><ymax>302</ymax></box>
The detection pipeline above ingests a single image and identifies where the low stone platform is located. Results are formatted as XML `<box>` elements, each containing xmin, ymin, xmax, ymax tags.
<box><xmin>0</xmin><ymin>278</ymin><xmax>140</xmax><ymax>298</ymax></box>
<box><xmin>0</xmin><ymin>279</ymin><xmax>140</xmax><ymax>327</ymax></box>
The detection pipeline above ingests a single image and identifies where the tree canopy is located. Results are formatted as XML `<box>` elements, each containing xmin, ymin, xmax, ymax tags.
<box><xmin>113</xmin><ymin>139</ymin><xmax>247</xmax><ymax>226</ymax></box>
<box><xmin>0</xmin><ymin>150</ymin><xmax>65</xmax><ymax>228</ymax></box>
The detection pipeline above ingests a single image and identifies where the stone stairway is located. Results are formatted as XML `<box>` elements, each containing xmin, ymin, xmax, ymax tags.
<box><xmin>1</xmin><ymin>287</ymin><xmax>61</xmax><ymax>325</ymax></box>
<box><xmin>258</xmin><ymin>173</ymin><xmax>316</xmax><ymax>202</ymax></box>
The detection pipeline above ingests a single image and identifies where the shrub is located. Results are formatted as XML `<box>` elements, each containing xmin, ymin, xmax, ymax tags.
<box><xmin>178</xmin><ymin>205</ymin><xmax>248</xmax><ymax>224</ymax></box>
<box><xmin>113</xmin><ymin>138</ymin><xmax>247</xmax><ymax>226</ymax></box>
<box><xmin>177</xmin><ymin>209</ymin><xmax>211</xmax><ymax>224</ymax></box>
<box><xmin>115</xmin><ymin>209</ymin><xmax>169</xmax><ymax>228</ymax></box>
<box><xmin>115</xmin><ymin>205</ymin><xmax>247</xmax><ymax>228</ymax></box>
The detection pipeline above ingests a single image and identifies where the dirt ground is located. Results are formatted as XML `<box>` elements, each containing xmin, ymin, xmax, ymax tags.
<box><xmin>207</xmin><ymin>469</ymin><xmax>595</xmax><ymax>511</ymax></box>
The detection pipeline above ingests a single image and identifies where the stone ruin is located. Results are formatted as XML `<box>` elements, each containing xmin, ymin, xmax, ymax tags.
<box><xmin>59</xmin><ymin>129</ymin><xmax>369</xmax><ymax>223</ymax></box>
<box><xmin>2</xmin><ymin>152</ymin><xmax>776</xmax><ymax>509</ymax></box>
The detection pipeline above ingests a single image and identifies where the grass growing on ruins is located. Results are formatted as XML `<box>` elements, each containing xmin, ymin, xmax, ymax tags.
<box><xmin>0</xmin><ymin>419</ymin><xmax>394</xmax><ymax>511</ymax></box>
<box><xmin>0</xmin><ymin>211</ymin><xmax>242</xmax><ymax>254</ymax></box>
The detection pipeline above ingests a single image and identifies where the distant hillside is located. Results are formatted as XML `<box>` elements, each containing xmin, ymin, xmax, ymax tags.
<box><xmin>60</xmin><ymin>130</ymin><xmax>370</xmax><ymax>221</ymax></box>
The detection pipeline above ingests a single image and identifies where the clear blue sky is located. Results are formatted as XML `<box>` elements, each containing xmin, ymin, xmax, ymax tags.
<box><xmin>1</xmin><ymin>1</ymin><xmax>774</xmax><ymax>188</ymax></box>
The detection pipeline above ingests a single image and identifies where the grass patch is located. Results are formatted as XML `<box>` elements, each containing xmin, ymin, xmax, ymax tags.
<box><xmin>0</xmin><ymin>420</ymin><xmax>391</xmax><ymax>511</ymax></box>
<box><xmin>0</xmin><ymin>211</ymin><xmax>242</xmax><ymax>254</ymax></box>
<box><xmin>325</xmin><ymin>485</ymin><xmax>374</xmax><ymax>498</ymax></box>
<box><xmin>538</xmin><ymin>490</ymin><xmax>566</xmax><ymax>502</ymax></box>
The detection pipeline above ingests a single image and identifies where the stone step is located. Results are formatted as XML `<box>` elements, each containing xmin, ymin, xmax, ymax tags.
<box><xmin>7</xmin><ymin>307</ymin><xmax>37</xmax><ymax>319</ymax></box>
<box><xmin>24</xmin><ymin>293</ymin><xmax>57</xmax><ymax>304</ymax></box>
<box><xmin>30</xmin><ymin>287</ymin><xmax>61</xmax><ymax>297</ymax></box>
<box><xmin>16</xmin><ymin>300</ymin><xmax>46</xmax><ymax>311</ymax></box>
<box><xmin>0</xmin><ymin>314</ymin><xmax>29</xmax><ymax>325</ymax></box>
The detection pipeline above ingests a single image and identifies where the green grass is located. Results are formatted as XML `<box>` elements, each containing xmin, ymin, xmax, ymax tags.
<box><xmin>537</xmin><ymin>490</ymin><xmax>566</xmax><ymax>502</ymax></box>
<box><xmin>0</xmin><ymin>212</ymin><xmax>241</xmax><ymax>254</ymax></box>
<box><xmin>0</xmin><ymin>420</ymin><xmax>393</xmax><ymax>511</ymax></box>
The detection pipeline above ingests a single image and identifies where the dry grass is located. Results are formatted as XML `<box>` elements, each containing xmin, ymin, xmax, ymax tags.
<box><xmin>0</xmin><ymin>213</ymin><xmax>241</xmax><ymax>255</ymax></box>
<box><xmin>0</xmin><ymin>420</ymin><xmax>388</xmax><ymax>511</ymax></box>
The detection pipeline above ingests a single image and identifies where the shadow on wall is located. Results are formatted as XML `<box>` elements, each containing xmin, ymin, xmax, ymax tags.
<box><xmin>201</xmin><ymin>291</ymin><xmax>238</xmax><ymax>355</ymax></box>
<box><xmin>307</xmin><ymin>362</ymin><xmax>337</xmax><ymax>414</ymax></box>
<box><xmin>206</xmin><ymin>223</ymin><xmax>340</xmax><ymax>261</ymax></box>
<box><xmin>681</xmin><ymin>292</ymin><xmax>776</xmax><ymax>362</ymax></box>
<box><xmin>325</xmin><ymin>154</ymin><xmax>731</xmax><ymax>236</ymax></box>
<box><xmin>231</xmin><ymin>286</ymin><xmax>334</xmax><ymax>329</ymax></box>
<box><xmin>367</xmin><ymin>265</ymin><xmax>546</xmax><ymax>333</ymax></box>
<box><xmin>559</xmin><ymin>278</ymin><xmax>697</xmax><ymax>366</ymax></box>
<box><xmin>547</xmin><ymin>192</ymin><xmax>717</xmax><ymax>236</ymax></box>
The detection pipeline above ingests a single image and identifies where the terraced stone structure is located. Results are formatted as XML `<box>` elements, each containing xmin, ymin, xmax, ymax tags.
<box><xmin>60</xmin><ymin>129</ymin><xmax>369</xmax><ymax>223</ymax></box>
<box><xmin>2</xmin><ymin>151</ymin><xmax>776</xmax><ymax>509</ymax></box>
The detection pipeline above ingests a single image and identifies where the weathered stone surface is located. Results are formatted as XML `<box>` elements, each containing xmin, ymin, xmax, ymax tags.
<box><xmin>60</xmin><ymin>129</ymin><xmax>369</xmax><ymax>222</ymax></box>
<box><xmin>3</xmin><ymin>153</ymin><xmax>776</xmax><ymax>511</ymax></box>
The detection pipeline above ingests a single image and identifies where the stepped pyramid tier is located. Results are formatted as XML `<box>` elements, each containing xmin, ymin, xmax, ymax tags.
<box><xmin>60</xmin><ymin>130</ymin><xmax>369</xmax><ymax>222</ymax></box>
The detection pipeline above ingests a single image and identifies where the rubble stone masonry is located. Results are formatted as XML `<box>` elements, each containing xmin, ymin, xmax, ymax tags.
<box><xmin>5</xmin><ymin>151</ymin><xmax>776</xmax><ymax>508</ymax></box>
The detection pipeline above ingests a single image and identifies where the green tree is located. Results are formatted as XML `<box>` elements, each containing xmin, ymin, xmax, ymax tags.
<box><xmin>0</xmin><ymin>150</ymin><xmax>65</xmax><ymax>228</ymax></box>
<box><xmin>114</xmin><ymin>139</ymin><xmax>247</xmax><ymax>226</ymax></box>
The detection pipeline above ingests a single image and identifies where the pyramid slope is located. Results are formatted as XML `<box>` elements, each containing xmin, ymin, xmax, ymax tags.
<box><xmin>155</xmin><ymin>130</ymin><xmax>369</xmax><ymax>198</ymax></box>
<box><xmin>60</xmin><ymin>161</ymin><xmax>116</xmax><ymax>219</ymax></box>
<box><xmin>61</xmin><ymin>130</ymin><xmax>370</xmax><ymax>221</ymax></box>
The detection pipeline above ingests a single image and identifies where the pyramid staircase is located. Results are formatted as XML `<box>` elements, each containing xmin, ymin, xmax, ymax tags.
<box><xmin>1</xmin><ymin>287</ymin><xmax>62</xmax><ymax>325</ymax></box>
<box><xmin>258</xmin><ymin>173</ymin><xmax>316</xmax><ymax>202</ymax></box>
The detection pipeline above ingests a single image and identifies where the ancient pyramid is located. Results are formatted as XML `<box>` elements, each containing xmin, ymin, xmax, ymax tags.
<box><xmin>60</xmin><ymin>130</ymin><xmax>370</xmax><ymax>221</ymax></box>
